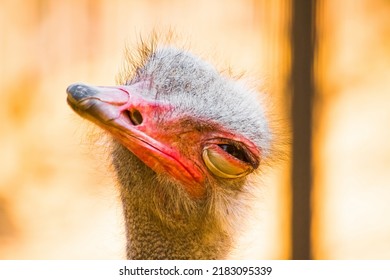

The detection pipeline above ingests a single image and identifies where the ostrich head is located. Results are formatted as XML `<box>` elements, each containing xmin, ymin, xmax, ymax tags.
<box><xmin>66</xmin><ymin>40</ymin><xmax>272</xmax><ymax>259</ymax></box>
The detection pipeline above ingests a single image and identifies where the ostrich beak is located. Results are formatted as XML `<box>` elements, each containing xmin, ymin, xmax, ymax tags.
<box><xmin>66</xmin><ymin>83</ymin><xmax>205</xmax><ymax>198</ymax></box>
<box><xmin>66</xmin><ymin>83</ymin><xmax>130</xmax><ymax>123</ymax></box>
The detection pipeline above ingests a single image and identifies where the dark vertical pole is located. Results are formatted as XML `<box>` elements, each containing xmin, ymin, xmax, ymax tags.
<box><xmin>291</xmin><ymin>0</ymin><xmax>316</xmax><ymax>259</ymax></box>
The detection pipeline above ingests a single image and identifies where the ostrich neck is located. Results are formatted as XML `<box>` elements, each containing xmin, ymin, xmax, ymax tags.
<box><xmin>120</xmin><ymin>193</ymin><xmax>231</xmax><ymax>260</ymax></box>
<box><xmin>112</xmin><ymin>142</ymin><xmax>232</xmax><ymax>259</ymax></box>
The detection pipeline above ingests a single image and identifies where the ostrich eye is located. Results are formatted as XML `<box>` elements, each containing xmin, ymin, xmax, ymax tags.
<box><xmin>202</xmin><ymin>143</ymin><xmax>254</xmax><ymax>179</ymax></box>
<box><xmin>217</xmin><ymin>144</ymin><xmax>249</xmax><ymax>163</ymax></box>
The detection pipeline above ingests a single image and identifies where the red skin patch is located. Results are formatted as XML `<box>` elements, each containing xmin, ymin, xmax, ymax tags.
<box><xmin>67</xmin><ymin>83</ymin><xmax>260</xmax><ymax>199</ymax></box>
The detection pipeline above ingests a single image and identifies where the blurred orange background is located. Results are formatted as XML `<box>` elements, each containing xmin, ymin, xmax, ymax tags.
<box><xmin>1</xmin><ymin>0</ymin><xmax>389</xmax><ymax>259</ymax></box>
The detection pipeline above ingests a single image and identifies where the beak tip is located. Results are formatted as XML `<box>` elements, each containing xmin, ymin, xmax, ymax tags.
<box><xmin>66</xmin><ymin>83</ymin><xmax>80</xmax><ymax>94</ymax></box>
<box><xmin>66</xmin><ymin>83</ymin><xmax>96</xmax><ymax>102</ymax></box>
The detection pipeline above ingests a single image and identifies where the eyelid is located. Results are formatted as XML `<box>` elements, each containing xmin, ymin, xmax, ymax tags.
<box><xmin>206</xmin><ymin>138</ymin><xmax>260</xmax><ymax>167</ymax></box>
<box><xmin>202</xmin><ymin>144</ymin><xmax>254</xmax><ymax>179</ymax></box>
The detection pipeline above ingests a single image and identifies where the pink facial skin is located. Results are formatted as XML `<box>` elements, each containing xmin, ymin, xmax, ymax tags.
<box><xmin>67</xmin><ymin>83</ymin><xmax>260</xmax><ymax>199</ymax></box>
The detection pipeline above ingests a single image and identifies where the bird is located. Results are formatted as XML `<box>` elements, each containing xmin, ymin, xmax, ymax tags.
<box><xmin>66</xmin><ymin>37</ymin><xmax>272</xmax><ymax>260</ymax></box>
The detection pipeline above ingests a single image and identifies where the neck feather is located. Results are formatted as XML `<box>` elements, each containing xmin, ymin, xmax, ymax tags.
<box><xmin>120</xmin><ymin>193</ymin><xmax>231</xmax><ymax>259</ymax></box>
<box><xmin>112</xmin><ymin>141</ymin><xmax>233</xmax><ymax>259</ymax></box>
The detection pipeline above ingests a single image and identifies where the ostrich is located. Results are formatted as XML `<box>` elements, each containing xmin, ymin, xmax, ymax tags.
<box><xmin>66</xmin><ymin>40</ymin><xmax>272</xmax><ymax>260</ymax></box>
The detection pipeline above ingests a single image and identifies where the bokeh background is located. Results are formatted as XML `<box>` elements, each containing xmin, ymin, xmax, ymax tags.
<box><xmin>1</xmin><ymin>0</ymin><xmax>389</xmax><ymax>259</ymax></box>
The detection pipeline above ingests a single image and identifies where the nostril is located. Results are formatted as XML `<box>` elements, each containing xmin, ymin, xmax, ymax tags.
<box><xmin>127</xmin><ymin>109</ymin><xmax>143</xmax><ymax>126</ymax></box>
